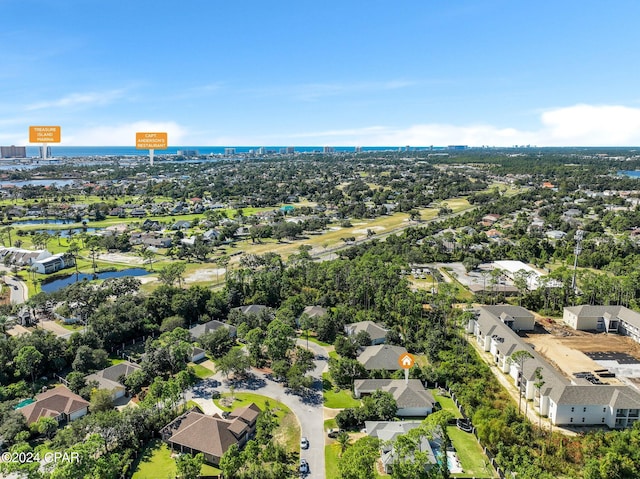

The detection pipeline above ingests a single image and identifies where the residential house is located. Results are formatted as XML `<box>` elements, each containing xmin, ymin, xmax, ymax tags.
<box><xmin>202</xmin><ymin>229</ymin><xmax>222</xmax><ymax>242</ymax></box>
<box><xmin>85</xmin><ymin>361</ymin><xmax>141</xmax><ymax>400</ymax></box>
<box><xmin>354</xmin><ymin>379</ymin><xmax>435</xmax><ymax>417</ymax></box>
<box><xmin>297</xmin><ymin>305</ymin><xmax>328</xmax><ymax>327</ymax></box>
<box><xmin>161</xmin><ymin>403</ymin><xmax>261</xmax><ymax>465</ymax></box>
<box><xmin>345</xmin><ymin>321</ymin><xmax>389</xmax><ymax>345</ymax></box>
<box><xmin>232</xmin><ymin>304</ymin><xmax>268</xmax><ymax>316</ymax></box>
<box><xmin>0</xmin><ymin>247</ymin><xmax>50</xmax><ymax>267</ymax></box>
<box><xmin>357</xmin><ymin>344</ymin><xmax>408</xmax><ymax>371</ymax></box>
<box><xmin>19</xmin><ymin>385</ymin><xmax>90</xmax><ymax>424</ymax></box>
<box><xmin>130</xmin><ymin>208</ymin><xmax>147</xmax><ymax>218</ymax></box>
<box><xmin>189</xmin><ymin>320</ymin><xmax>238</xmax><ymax>341</ymax></box>
<box><xmin>191</xmin><ymin>346</ymin><xmax>206</xmax><ymax>362</ymax></box>
<box><xmin>546</xmin><ymin>230</ymin><xmax>567</xmax><ymax>240</ymax></box>
<box><xmin>31</xmin><ymin>252</ymin><xmax>75</xmax><ymax>274</ymax></box>
<box><xmin>171</xmin><ymin>220</ymin><xmax>192</xmax><ymax>230</ymax></box>
<box><xmin>142</xmin><ymin>219</ymin><xmax>161</xmax><ymax>231</ymax></box>
<box><xmin>365</xmin><ymin>421</ymin><xmax>438</xmax><ymax>474</ymax></box>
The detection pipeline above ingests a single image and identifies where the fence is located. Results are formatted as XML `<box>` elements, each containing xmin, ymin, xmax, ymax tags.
<box><xmin>444</xmin><ymin>385</ymin><xmax>506</xmax><ymax>479</ymax></box>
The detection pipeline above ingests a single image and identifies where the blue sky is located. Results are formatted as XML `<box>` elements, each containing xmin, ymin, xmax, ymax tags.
<box><xmin>3</xmin><ymin>0</ymin><xmax>640</xmax><ymax>147</ymax></box>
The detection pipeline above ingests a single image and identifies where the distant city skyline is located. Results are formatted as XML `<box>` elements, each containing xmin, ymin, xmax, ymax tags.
<box><xmin>3</xmin><ymin>1</ymin><xmax>640</xmax><ymax>147</ymax></box>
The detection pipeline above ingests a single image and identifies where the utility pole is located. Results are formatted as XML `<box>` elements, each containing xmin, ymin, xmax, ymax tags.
<box><xmin>571</xmin><ymin>230</ymin><xmax>584</xmax><ymax>293</ymax></box>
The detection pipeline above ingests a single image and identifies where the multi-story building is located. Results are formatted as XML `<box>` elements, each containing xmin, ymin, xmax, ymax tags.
<box><xmin>0</xmin><ymin>146</ymin><xmax>26</xmax><ymax>158</ymax></box>
<box><xmin>563</xmin><ymin>305</ymin><xmax>640</xmax><ymax>342</ymax></box>
<box><xmin>469</xmin><ymin>305</ymin><xmax>640</xmax><ymax>428</ymax></box>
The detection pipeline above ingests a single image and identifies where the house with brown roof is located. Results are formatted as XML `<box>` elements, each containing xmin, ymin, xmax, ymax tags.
<box><xmin>160</xmin><ymin>403</ymin><xmax>261</xmax><ymax>465</ymax></box>
<box><xmin>19</xmin><ymin>385</ymin><xmax>90</xmax><ymax>424</ymax></box>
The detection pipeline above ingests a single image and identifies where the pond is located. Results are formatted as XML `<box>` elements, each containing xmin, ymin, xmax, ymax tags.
<box><xmin>11</xmin><ymin>218</ymin><xmax>88</xmax><ymax>226</ymax></box>
<box><xmin>33</xmin><ymin>227</ymin><xmax>101</xmax><ymax>237</ymax></box>
<box><xmin>1</xmin><ymin>179</ymin><xmax>76</xmax><ymax>187</ymax></box>
<box><xmin>41</xmin><ymin>268</ymin><xmax>150</xmax><ymax>294</ymax></box>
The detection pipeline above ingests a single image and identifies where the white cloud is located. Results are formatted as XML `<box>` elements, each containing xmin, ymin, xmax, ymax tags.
<box><xmin>260</xmin><ymin>104</ymin><xmax>640</xmax><ymax>146</ymax></box>
<box><xmin>63</xmin><ymin>121</ymin><xmax>188</xmax><ymax>146</ymax></box>
<box><xmin>540</xmin><ymin>104</ymin><xmax>640</xmax><ymax>145</ymax></box>
<box><xmin>26</xmin><ymin>89</ymin><xmax>126</xmax><ymax>111</ymax></box>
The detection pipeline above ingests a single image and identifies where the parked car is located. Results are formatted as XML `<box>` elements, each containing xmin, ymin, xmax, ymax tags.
<box><xmin>300</xmin><ymin>436</ymin><xmax>309</xmax><ymax>449</ymax></box>
<box><xmin>327</xmin><ymin>428</ymin><xmax>343</xmax><ymax>438</ymax></box>
<box><xmin>300</xmin><ymin>458</ymin><xmax>309</xmax><ymax>474</ymax></box>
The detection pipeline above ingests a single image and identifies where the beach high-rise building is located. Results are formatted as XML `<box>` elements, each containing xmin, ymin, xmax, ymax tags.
<box><xmin>40</xmin><ymin>146</ymin><xmax>52</xmax><ymax>159</ymax></box>
<box><xmin>0</xmin><ymin>146</ymin><xmax>26</xmax><ymax>158</ymax></box>
<box><xmin>322</xmin><ymin>146</ymin><xmax>335</xmax><ymax>153</ymax></box>
<box><xmin>224</xmin><ymin>148</ymin><xmax>236</xmax><ymax>155</ymax></box>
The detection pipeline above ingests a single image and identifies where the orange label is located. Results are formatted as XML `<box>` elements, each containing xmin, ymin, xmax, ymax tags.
<box><xmin>398</xmin><ymin>352</ymin><xmax>415</xmax><ymax>369</ymax></box>
<box><xmin>29</xmin><ymin>126</ymin><xmax>61</xmax><ymax>143</ymax></box>
<box><xmin>136</xmin><ymin>132</ymin><xmax>168</xmax><ymax>150</ymax></box>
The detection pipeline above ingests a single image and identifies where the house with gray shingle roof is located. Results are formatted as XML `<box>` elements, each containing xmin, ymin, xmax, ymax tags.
<box><xmin>357</xmin><ymin>344</ymin><xmax>408</xmax><ymax>371</ymax></box>
<box><xmin>85</xmin><ymin>361</ymin><xmax>141</xmax><ymax>400</ymax></box>
<box><xmin>345</xmin><ymin>321</ymin><xmax>389</xmax><ymax>345</ymax></box>
<box><xmin>563</xmin><ymin>305</ymin><xmax>640</xmax><ymax>341</ymax></box>
<box><xmin>365</xmin><ymin>421</ymin><xmax>438</xmax><ymax>474</ymax></box>
<box><xmin>189</xmin><ymin>320</ymin><xmax>237</xmax><ymax>341</ymax></box>
<box><xmin>354</xmin><ymin>379</ymin><xmax>435</xmax><ymax>417</ymax></box>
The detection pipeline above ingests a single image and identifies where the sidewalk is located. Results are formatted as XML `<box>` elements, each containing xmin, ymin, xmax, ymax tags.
<box><xmin>468</xmin><ymin>337</ymin><xmax>576</xmax><ymax>436</ymax></box>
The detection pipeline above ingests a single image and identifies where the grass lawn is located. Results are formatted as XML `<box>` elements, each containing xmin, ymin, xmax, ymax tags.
<box><xmin>448</xmin><ymin>427</ymin><xmax>494</xmax><ymax>478</ymax></box>
<box><xmin>432</xmin><ymin>389</ymin><xmax>463</xmax><ymax>418</ymax></box>
<box><xmin>324</xmin><ymin>388</ymin><xmax>361</xmax><ymax>409</ymax></box>
<box><xmin>131</xmin><ymin>439</ymin><xmax>221</xmax><ymax>479</ymax></box>
<box><xmin>322</xmin><ymin>374</ymin><xmax>361</xmax><ymax>409</ymax></box>
<box><xmin>214</xmin><ymin>392</ymin><xmax>300</xmax><ymax>453</ymax></box>
<box><xmin>188</xmin><ymin>362</ymin><xmax>214</xmax><ymax>379</ymax></box>
<box><xmin>306</xmin><ymin>336</ymin><xmax>332</xmax><ymax>348</ymax></box>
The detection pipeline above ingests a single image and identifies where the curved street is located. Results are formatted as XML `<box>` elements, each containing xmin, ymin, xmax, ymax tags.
<box><xmin>1</xmin><ymin>271</ymin><xmax>28</xmax><ymax>304</ymax></box>
<box><xmin>186</xmin><ymin>338</ymin><xmax>329</xmax><ymax>478</ymax></box>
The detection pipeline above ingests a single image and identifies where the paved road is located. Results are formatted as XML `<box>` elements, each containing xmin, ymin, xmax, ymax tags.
<box><xmin>3</xmin><ymin>274</ymin><xmax>27</xmax><ymax>304</ymax></box>
<box><xmin>186</xmin><ymin>342</ymin><xmax>328</xmax><ymax>478</ymax></box>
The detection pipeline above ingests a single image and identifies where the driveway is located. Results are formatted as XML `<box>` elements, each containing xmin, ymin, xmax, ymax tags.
<box><xmin>185</xmin><ymin>345</ymin><xmax>328</xmax><ymax>478</ymax></box>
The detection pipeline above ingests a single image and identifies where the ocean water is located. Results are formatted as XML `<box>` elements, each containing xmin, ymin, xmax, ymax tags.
<box><xmin>23</xmin><ymin>145</ymin><xmax>422</xmax><ymax>158</ymax></box>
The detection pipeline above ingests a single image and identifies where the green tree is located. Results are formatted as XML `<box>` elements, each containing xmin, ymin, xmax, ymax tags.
<box><xmin>264</xmin><ymin>319</ymin><xmax>295</xmax><ymax>362</ymax></box>
<box><xmin>199</xmin><ymin>327</ymin><xmax>235</xmax><ymax>359</ymax></box>
<box><xmin>338</xmin><ymin>436</ymin><xmax>380</xmax><ymax>479</ymax></box>
<box><xmin>15</xmin><ymin>345</ymin><xmax>43</xmax><ymax>389</ymax></box>
<box><xmin>36</xmin><ymin>416</ymin><xmax>58</xmax><ymax>438</ymax></box>
<box><xmin>90</xmin><ymin>388</ymin><xmax>114</xmax><ymax>412</ymax></box>
<box><xmin>158</xmin><ymin>262</ymin><xmax>187</xmax><ymax>287</ymax></box>
<box><xmin>175</xmin><ymin>452</ymin><xmax>204</xmax><ymax>479</ymax></box>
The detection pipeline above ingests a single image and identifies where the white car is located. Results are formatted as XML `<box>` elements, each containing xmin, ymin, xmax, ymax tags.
<box><xmin>300</xmin><ymin>458</ymin><xmax>309</xmax><ymax>473</ymax></box>
<box><xmin>300</xmin><ymin>436</ymin><xmax>309</xmax><ymax>449</ymax></box>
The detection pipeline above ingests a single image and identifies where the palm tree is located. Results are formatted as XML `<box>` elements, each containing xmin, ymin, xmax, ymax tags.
<box><xmin>336</xmin><ymin>432</ymin><xmax>351</xmax><ymax>456</ymax></box>
<box><xmin>509</xmin><ymin>350</ymin><xmax>534</xmax><ymax>415</ymax></box>
<box><xmin>2</xmin><ymin>226</ymin><xmax>13</xmax><ymax>247</ymax></box>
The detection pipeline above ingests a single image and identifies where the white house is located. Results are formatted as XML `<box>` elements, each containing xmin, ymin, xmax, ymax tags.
<box><xmin>563</xmin><ymin>305</ymin><xmax>640</xmax><ymax>341</ymax></box>
<box><xmin>31</xmin><ymin>252</ymin><xmax>75</xmax><ymax>274</ymax></box>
